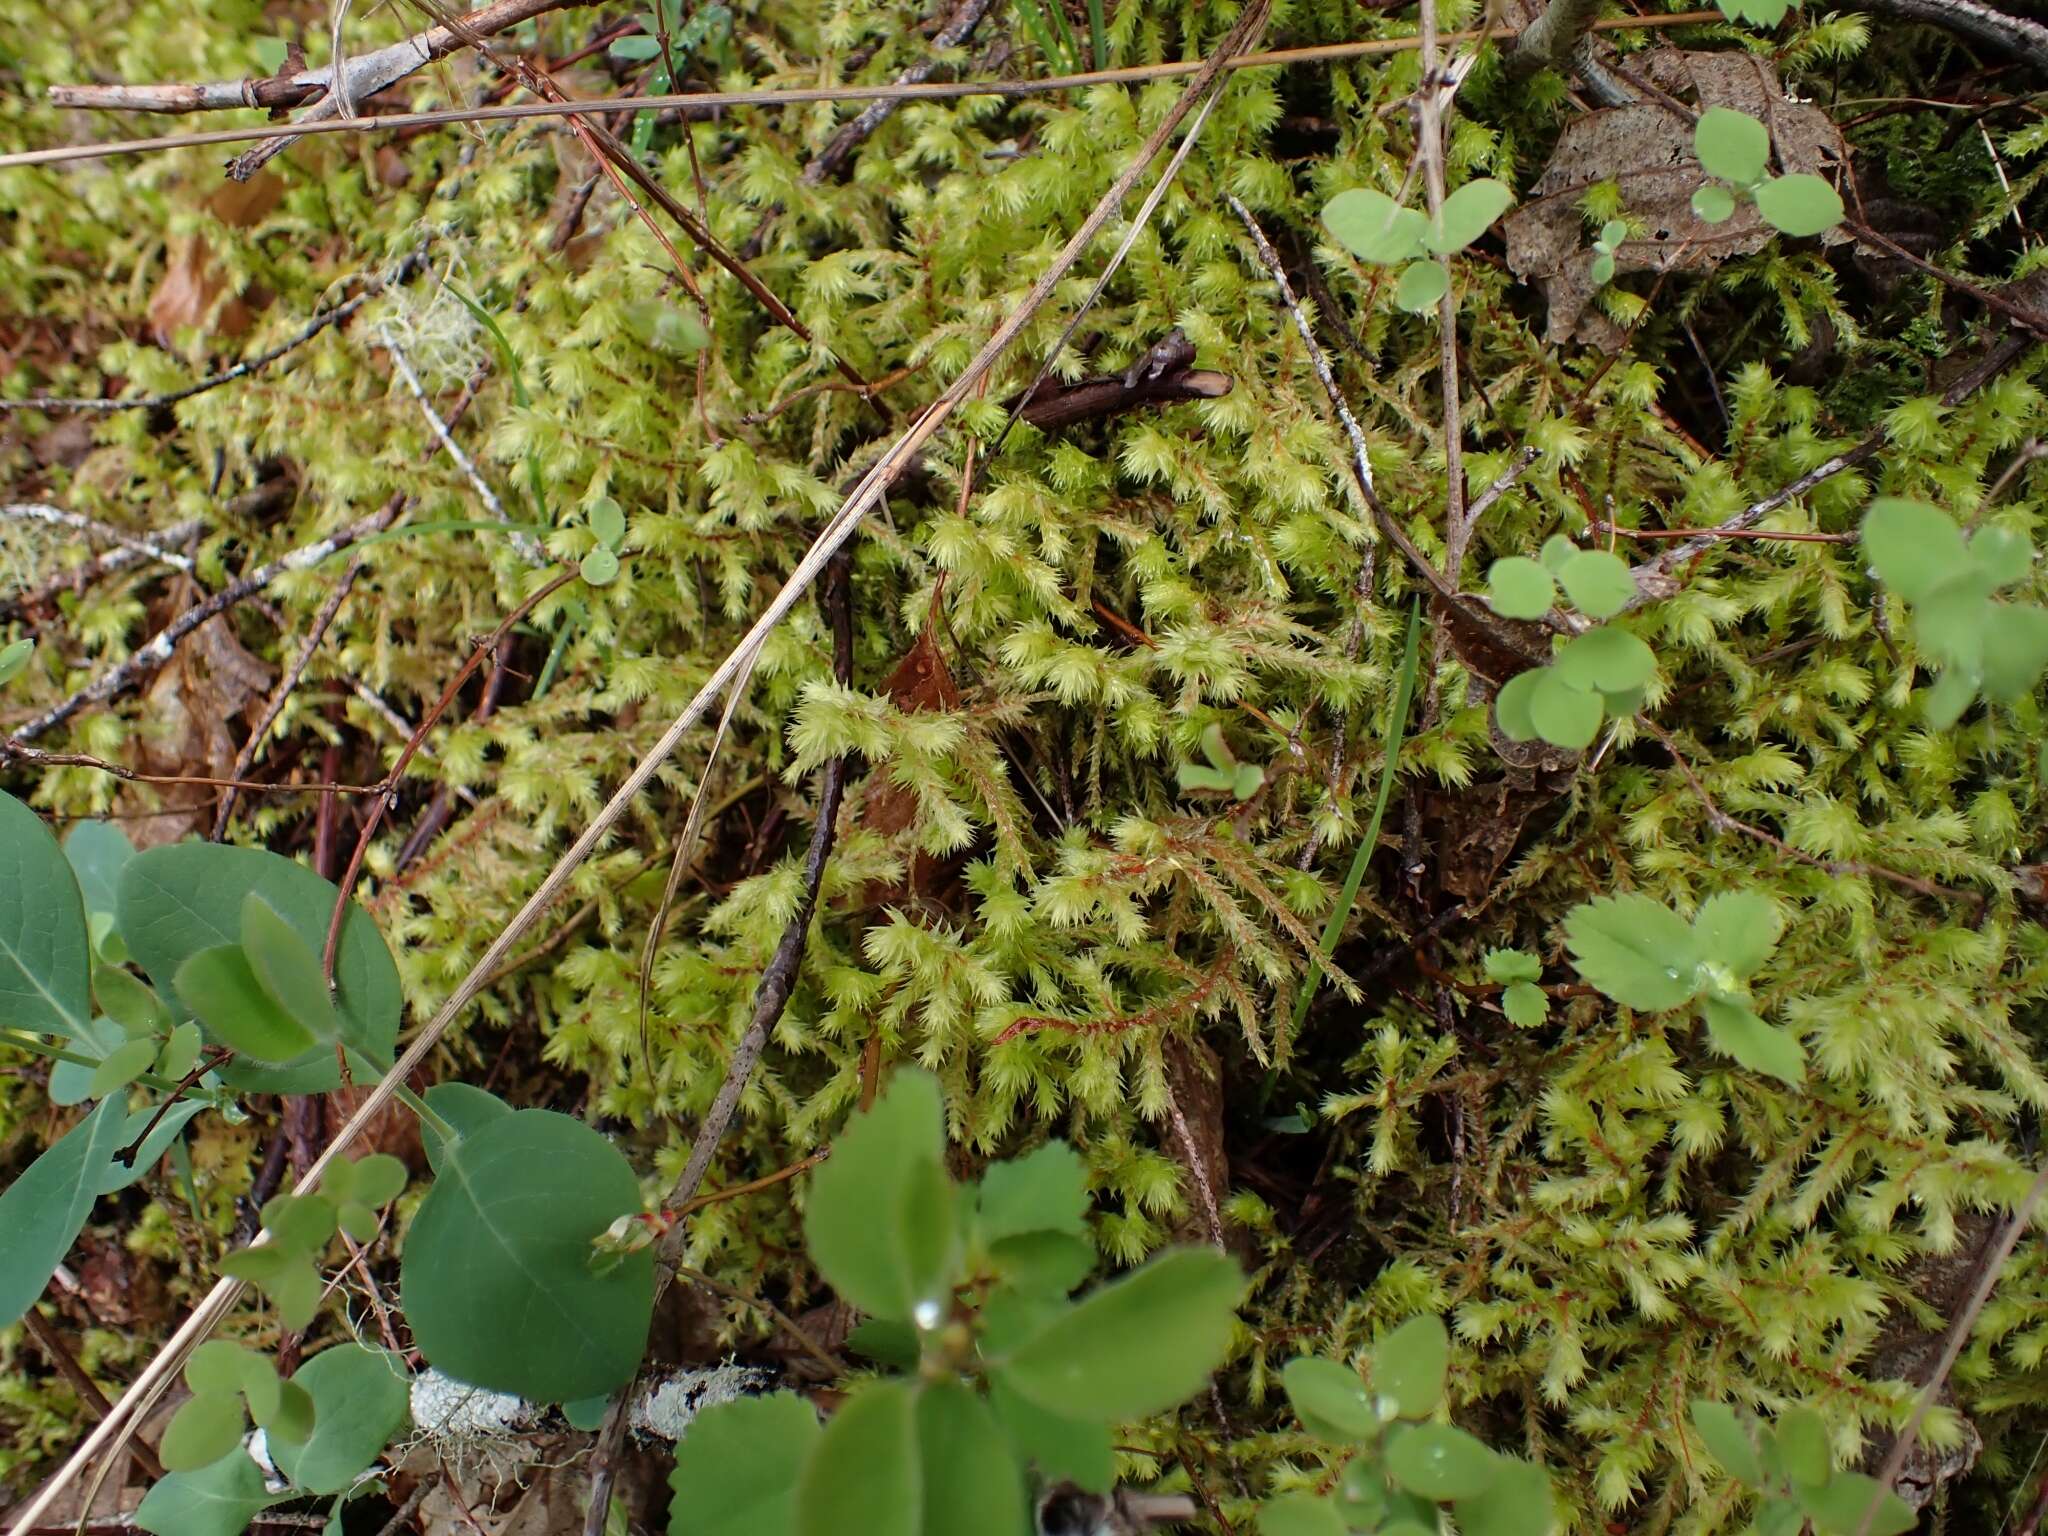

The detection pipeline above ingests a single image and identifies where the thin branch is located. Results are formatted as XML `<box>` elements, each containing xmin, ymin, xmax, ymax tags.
<box><xmin>673</xmin><ymin>1263</ymin><xmax>842</xmax><ymax>1373</ymax></box>
<box><xmin>4</xmin><ymin>13</ymin><xmax>1720</xmax><ymax>170</ymax></box>
<box><xmin>799</xmin><ymin>0</ymin><xmax>995</xmax><ymax>188</ymax></box>
<box><xmin>1506</xmin><ymin>0</ymin><xmax>1606</xmax><ymax>78</ymax></box>
<box><xmin>1847</xmin><ymin>0</ymin><xmax>2048</xmax><ymax>73</ymax></box>
<box><xmin>18</xmin><ymin>1308</ymin><xmax>167</xmax><ymax>1480</ymax></box>
<box><xmin>10</xmin><ymin>502</ymin><xmax>403</xmax><ymax>744</ymax></box>
<box><xmin>0</xmin><ymin>504</ymin><xmax>195</xmax><ymax>572</ymax></box>
<box><xmin>1415</xmin><ymin>0</ymin><xmax>1470</xmax><ymax>578</ymax></box>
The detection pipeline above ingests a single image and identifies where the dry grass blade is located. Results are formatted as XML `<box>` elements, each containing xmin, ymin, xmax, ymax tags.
<box><xmin>0</xmin><ymin>5</ymin><xmax>1272</xmax><ymax>1526</ymax></box>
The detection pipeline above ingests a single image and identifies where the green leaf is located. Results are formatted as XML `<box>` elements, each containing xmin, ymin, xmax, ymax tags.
<box><xmin>263</xmin><ymin>1193</ymin><xmax>339</xmax><ymax>1253</ymax></box>
<box><xmin>1863</xmin><ymin>499</ymin><xmax>1971</xmax><ymax>605</ymax></box>
<box><xmin>919</xmin><ymin>1380</ymin><xmax>1026</xmax><ymax>1536</ymax></box>
<box><xmin>1699</xmin><ymin>995</ymin><xmax>1805</xmax><ymax>1085</ymax></box>
<box><xmin>1373</xmin><ymin>1314</ymin><xmax>1450</xmax><ymax>1418</ymax></box>
<box><xmin>795</xmin><ymin>1380</ymin><xmax>919</xmax><ymax>1536</ymax></box>
<box><xmin>0</xmin><ymin>636</ymin><xmax>33</xmax><ymax>685</ymax></box>
<box><xmin>1338</xmin><ymin>1462</ymin><xmax>1392</xmax><ymax>1528</ymax></box>
<box><xmin>87</xmin><ymin>1036</ymin><xmax>157</xmax><ymax>1098</ymax></box>
<box><xmin>1589</xmin><ymin>251</ymin><xmax>1615</xmax><ymax>286</ymax></box>
<box><xmin>1692</xmin><ymin>892</ymin><xmax>1781</xmax><ymax>977</ymax></box>
<box><xmin>1690</xmin><ymin>1401</ymin><xmax>1764</xmax><ymax>1485</ymax></box>
<box><xmin>96</xmin><ymin>961</ymin><xmax>169</xmax><ymax>1039</ymax></box>
<box><xmin>1538</xmin><ymin>535</ymin><xmax>1579</xmax><ymax>574</ymax></box>
<box><xmin>624</xmin><ymin>301</ymin><xmax>708</xmax><ymax>356</ymax></box>
<box><xmin>589</xmin><ymin>497</ymin><xmax>627</xmax><ymax>550</ymax></box>
<box><xmin>0</xmin><ymin>789</ymin><xmax>93</xmax><ymax>1040</ymax></box>
<box><xmin>1259</xmin><ymin>1493</ymin><xmax>1348</xmax><ymax>1536</ymax></box>
<box><xmin>1598</xmin><ymin>220</ymin><xmax>1629</xmax><ymax>248</ymax></box>
<box><xmin>1771</xmin><ymin>1406</ymin><xmax>1831</xmax><ymax>1485</ymax></box>
<box><xmin>1968</xmin><ymin>524</ymin><xmax>2033</xmax><ymax>588</ymax></box>
<box><xmin>0</xmin><ymin>1095</ymin><xmax>125</xmax><ymax>1328</ymax></box>
<box><xmin>1557</xmin><ymin>550</ymin><xmax>1636</xmax><ymax>619</ymax></box>
<box><xmin>848</xmin><ymin>1317</ymin><xmax>921</xmax><ymax>1369</ymax></box>
<box><xmin>1502</xmin><ymin>981</ymin><xmax>1550</xmax><ymax>1028</ymax></box>
<box><xmin>988</xmin><ymin>1375</ymin><xmax>1114</xmax><ymax>1493</ymax></box>
<box><xmin>1393</xmin><ymin>260</ymin><xmax>1448</xmax><ymax>314</ymax></box>
<box><xmin>1281</xmin><ymin>1356</ymin><xmax>1377</xmax><ymax>1440</ymax></box>
<box><xmin>611</xmin><ymin>33</ymin><xmax>662</xmax><ymax>59</ymax></box>
<box><xmin>1493</xmin><ymin>669</ymin><xmax>1544</xmax><ymax>744</ymax></box>
<box><xmin>64</xmin><ymin>821</ymin><xmax>135</xmax><ymax>924</ymax></box>
<box><xmin>978</xmin><ymin>1142</ymin><xmax>1090</xmax><ymax>1243</ymax></box>
<box><xmin>420</xmin><ymin>1081</ymin><xmax>514</xmax><ymax>1172</ymax></box>
<box><xmin>1322</xmin><ymin>188</ymin><xmax>1429</xmax><ymax>264</ymax></box>
<box><xmin>989</xmin><ymin>1231</ymin><xmax>1096</xmax><ymax>1297</ymax></box>
<box><xmin>175</xmin><ymin>945</ymin><xmax>318</xmax><ymax>1064</ymax></box>
<box><xmin>119</xmin><ymin>843</ymin><xmax>399</xmax><ymax>1094</ymax></box>
<box><xmin>1552</xmin><ymin>627</ymin><xmax>1656</xmax><ymax>692</ymax></box>
<box><xmin>1920</xmin><ymin>663</ymin><xmax>1978</xmax><ymax>730</ymax></box>
<box><xmin>803</xmin><ymin>1070</ymin><xmax>957</xmax><ymax>1324</ymax></box>
<box><xmin>267</xmin><ymin>1380</ymin><xmax>316</xmax><ymax>1444</ymax></box>
<box><xmin>157</xmin><ymin>1021</ymin><xmax>202</xmax><ymax>1080</ymax></box>
<box><xmin>1757</xmin><ymin>1494</ymin><xmax>1807</xmax><ymax>1536</ymax></box>
<box><xmin>185</xmin><ymin>1340</ymin><xmax>260</xmax><ymax>1398</ymax></box>
<box><xmin>1426</xmin><ymin>179</ymin><xmax>1514</xmax><ymax>254</ymax></box>
<box><xmin>1694</xmin><ymin>108</ymin><xmax>1770</xmax><ymax>184</ymax></box>
<box><xmin>162</xmin><ymin>1392</ymin><xmax>249</xmax><ymax>1471</ymax></box>
<box><xmin>1385</xmin><ymin>1423</ymin><xmax>1499</xmax><ymax>1500</ymax></box>
<box><xmin>1717</xmin><ymin>0</ymin><xmax>1795</xmax><ymax>22</ymax></box>
<box><xmin>1452</xmin><ymin>1457</ymin><xmax>1555</xmax><ymax>1536</ymax></box>
<box><xmin>331</xmin><ymin>1153</ymin><xmax>407</xmax><ymax>1209</ymax></box>
<box><xmin>670</xmin><ymin>1392</ymin><xmax>821</xmax><ymax>1536</ymax></box>
<box><xmin>1796</xmin><ymin>1472</ymin><xmax>1916</xmax><ymax>1536</ymax></box>
<box><xmin>220</xmin><ymin>1246</ymin><xmax>323</xmax><ymax>1331</ymax></box>
<box><xmin>1692</xmin><ymin>183</ymin><xmax>1737</xmax><ymax>223</ymax></box>
<box><xmin>1564</xmin><ymin>894</ymin><xmax>1700</xmax><ymax>1011</ymax></box>
<box><xmin>270</xmin><ymin>1345</ymin><xmax>409</xmax><ymax>1494</ymax></box>
<box><xmin>1754</xmin><ymin>174</ymin><xmax>1843</xmax><ymax>236</ymax></box>
<box><xmin>401</xmin><ymin>1109</ymin><xmax>654</xmax><ymax>1401</ymax></box>
<box><xmin>998</xmin><ymin>1246</ymin><xmax>1240</xmax><ymax>1422</ymax></box>
<box><xmin>1528</xmin><ymin>670</ymin><xmax>1603</xmax><ymax>750</ymax></box>
<box><xmin>1486</xmin><ymin>557</ymin><xmax>1557</xmax><ymax>620</ymax></box>
<box><xmin>103</xmin><ymin>1098</ymin><xmax>207</xmax><ymax>1193</ymax></box>
<box><xmin>1483</xmin><ymin>949</ymin><xmax>1541</xmax><ymax>985</ymax></box>
<box><xmin>136</xmin><ymin>1444</ymin><xmax>281</xmax><ymax>1536</ymax></box>
<box><xmin>240</xmin><ymin>894</ymin><xmax>338</xmax><ymax>1043</ymax></box>
<box><xmin>1980</xmin><ymin>603</ymin><xmax>2048</xmax><ymax>702</ymax></box>
<box><xmin>581</xmin><ymin>547</ymin><xmax>622</xmax><ymax>586</ymax></box>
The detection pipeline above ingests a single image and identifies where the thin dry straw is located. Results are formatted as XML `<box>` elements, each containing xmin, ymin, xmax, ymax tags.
<box><xmin>0</xmin><ymin>12</ymin><xmax>1720</xmax><ymax>171</ymax></box>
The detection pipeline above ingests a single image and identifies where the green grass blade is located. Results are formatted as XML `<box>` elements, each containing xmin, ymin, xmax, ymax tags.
<box><xmin>1086</xmin><ymin>0</ymin><xmax>1107</xmax><ymax>69</ymax></box>
<box><xmin>1288</xmin><ymin>600</ymin><xmax>1424</xmax><ymax>1038</ymax></box>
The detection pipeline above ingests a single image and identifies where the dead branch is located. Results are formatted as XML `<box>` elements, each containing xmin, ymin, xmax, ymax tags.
<box><xmin>1010</xmin><ymin>366</ymin><xmax>1234</xmax><ymax>430</ymax></box>
<box><xmin>1506</xmin><ymin>0</ymin><xmax>1605</xmax><ymax>78</ymax></box>
<box><xmin>18</xmin><ymin>1309</ymin><xmax>166</xmax><ymax>1480</ymax></box>
<box><xmin>10</xmin><ymin>501</ymin><xmax>403</xmax><ymax>744</ymax></box>
<box><xmin>0</xmin><ymin>503</ymin><xmax>196</xmax><ymax>572</ymax></box>
<box><xmin>1850</xmin><ymin>0</ymin><xmax>2048</xmax><ymax>73</ymax></box>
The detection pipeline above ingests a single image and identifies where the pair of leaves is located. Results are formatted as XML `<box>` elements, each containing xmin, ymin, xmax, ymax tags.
<box><xmin>1488</xmin><ymin>538</ymin><xmax>1637</xmax><ymax>621</ymax></box>
<box><xmin>1565</xmin><ymin>891</ymin><xmax>1803</xmax><ymax>1083</ymax></box>
<box><xmin>1178</xmin><ymin>721</ymin><xmax>1265</xmax><ymax>799</ymax></box>
<box><xmin>1482</xmin><ymin>950</ymin><xmax>1550</xmax><ymax>1028</ymax></box>
<box><xmin>1691</xmin><ymin>107</ymin><xmax>1843</xmax><ymax>237</ymax></box>
<box><xmin>1690</xmin><ymin>1402</ymin><xmax>1914</xmax><ymax>1536</ymax></box>
<box><xmin>162</xmin><ymin>1340</ymin><xmax>313</xmax><ymax>1472</ymax></box>
<box><xmin>224</xmin><ymin>1156</ymin><xmax>406</xmax><ymax>1329</ymax></box>
<box><xmin>1322</xmin><ymin>181</ymin><xmax>1515</xmax><ymax>315</ymax></box>
<box><xmin>1862</xmin><ymin>497</ymin><xmax>2048</xmax><ymax>728</ymax></box>
<box><xmin>1588</xmin><ymin>218</ymin><xmax>1629</xmax><ymax>288</ymax></box>
<box><xmin>1494</xmin><ymin>626</ymin><xmax>1657</xmax><ymax>751</ymax></box>
<box><xmin>582</xmin><ymin>496</ymin><xmax>630</xmax><ymax>585</ymax></box>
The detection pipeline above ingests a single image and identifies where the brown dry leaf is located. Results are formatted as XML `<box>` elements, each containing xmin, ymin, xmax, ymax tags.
<box><xmin>121</xmin><ymin>608</ymin><xmax>274</xmax><ymax>845</ymax></box>
<box><xmin>206</xmin><ymin>170</ymin><xmax>284</xmax><ymax>228</ymax></box>
<box><xmin>1502</xmin><ymin>51</ymin><xmax>1849</xmax><ymax>348</ymax></box>
<box><xmin>858</xmin><ymin>624</ymin><xmax>960</xmax><ymax>840</ymax></box>
<box><xmin>147</xmin><ymin>238</ymin><xmax>251</xmax><ymax>349</ymax></box>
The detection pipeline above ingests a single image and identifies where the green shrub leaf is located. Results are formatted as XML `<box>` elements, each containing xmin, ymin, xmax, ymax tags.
<box><xmin>1527</xmin><ymin>670</ymin><xmax>1603</xmax><ymax>750</ymax></box>
<box><xmin>1796</xmin><ymin>1472</ymin><xmax>1916</xmax><ymax>1536</ymax></box>
<box><xmin>1690</xmin><ymin>1400</ymin><xmax>1764</xmax><ymax>1484</ymax></box>
<box><xmin>997</xmin><ymin>1246</ymin><xmax>1240</xmax><ymax>1422</ymax></box>
<box><xmin>1700</xmin><ymin>995</ymin><xmax>1805</xmax><ymax>1085</ymax></box>
<box><xmin>1486</xmin><ymin>557</ymin><xmax>1557</xmax><ymax>620</ymax></box>
<box><xmin>1373</xmin><ymin>1314</ymin><xmax>1451</xmax><ymax>1418</ymax></box>
<box><xmin>161</xmin><ymin>1392</ymin><xmax>248</xmax><ymax>1472</ymax></box>
<box><xmin>1754</xmin><ymin>174</ymin><xmax>1843</xmax><ymax>237</ymax></box>
<box><xmin>1556</xmin><ymin>550</ymin><xmax>1636</xmax><ymax>619</ymax></box>
<box><xmin>1694</xmin><ymin>108</ymin><xmax>1769</xmax><ymax>184</ymax></box>
<box><xmin>240</xmin><ymin>893</ymin><xmax>338</xmax><ymax>1043</ymax></box>
<box><xmin>1452</xmin><ymin>1456</ymin><xmax>1556</xmax><ymax>1536</ymax></box>
<box><xmin>1565</xmin><ymin>894</ymin><xmax>1700</xmax><ymax>1011</ymax></box>
<box><xmin>1692</xmin><ymin>184</ymin><xmax>1737</xmax><ymax>223</ymax></box>
<box><xmin>1259</xmin><ymin>1492</ymin><xmax>1348</xmax><ymax>1536</ymax></box>
<box><xmin>136</xmin><ymin>1445</ymin><xmax>280</xmax><ymax>1536</ymax></box>
<box><xmin>1692</xmin><ymin>891</ymin><xmax>1782</xmax><ymax>977</ymax></box>
<box><xmin>1322</xmin><ymin>188</ymin><xmax>1428</xmax><ymax>264</ymax></box>
<box><xmin>1553</xmin><ymin>627</ymin><xmax>1656</xmax><ymax>693</ymax></box>
<box><xmin>0</xmin><ymin>789</ymin><xmax>93</xmax><ymax>1040</ymax></box>
<box><xmin>1385</xmin><ymin>1422</ymin><xmax>1499</xmax><ymax>1500</ymax></box>
<box><xmin>918</xmin><ymin>1380</ymin><xmax>1027</xmax><ymax>1536</ymax></box>
<box><xmin>977</xmin><ymin>1141</ymin><xmax>1090</xmax><ymax>1243</ymax></box>
<box><xmin>270</xmin><ymin>1345</ymin><xmax>410</xmax><ymax>1494</ymax></box>
<box><xmin>1770</xmin><ymin>1406</ymin><xmax>1831</xmax><ymax>1485</ymax></box>
<box><xmin>0</xmin><ymin>1094</ymin><xmax>125</xmax><ymax>1329</ymax></box>
<box><xmin>175</xmin><ymin>945</ymin><xmax>318</xmax><ymax>1064</ymax></box>
<box><xmin>401</xmin><ymin>1109</ymin><xmax>654</xmax><ymax>1401</ymax></box>
<box><xmin>988</xmin><ymin>1376</ymin><xmax>1114</xmax><ymax>1493</ymax></box>
<box><xmin>420</xmin><ymin>1081</ymin><xmax>514</xmax><ymax>1172</ymax></box>
<box><xmin>0</xmin><ymin>636</ymin><xmax>33</xmax><ymax>685</ymax></box>
<box><xmin>1281</xmin><ymin>1356</ymin><xmax>1377</xmax><ymax>1440</ymax></box>
<box><xmin>1393</xmin><ymin>260</ymin><xmax>1448</xmax><ymax>313</ymax></box>
<box><xmin>670</xmin><ymin>1392</ymin><xmax>821</xmax><ymax>1536</ymax></box>
<box><xmin>795</xmin><ymin>1381</ymin><xmax>919</xmax><ymax>1536</ymax></box>
<box><xmin>1426</xmin><ymin>179</ymin><xmax>1515</xmax><ymax>254</ymax></box>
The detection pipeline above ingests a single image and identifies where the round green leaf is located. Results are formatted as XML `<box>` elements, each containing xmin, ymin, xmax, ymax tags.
<box><xmin>581</xmin><ymin>547</ymin><xmax>621</xmax><ymax>586</ymax></box>
<box><xmin>64</xmin><ymin>821</ymin><xmax>134</xmax><ymax>927</ymax></box>
<box><xmin>161</xmin><ymin>1392</ymin><xmax>248</xmax><ymax>1472</ymax></box>
<box><xmin>240</xmin><ymin>893</ymin><xmax>337</xmax><ymax>1043</ymax></box>
<box><xmin>1589</xmin><ymin>251</ymin><xmax>1616</xmax><ymax>287</ymax></box>
<box><xmin>1281</xmin><ymin>1356</ymin><xmax>1377</xmax><ymax>1440</ymax></box>
<box><xmin>588</xmin><ymin>497</ymin><xmax>627</xmax><ymax>550</ymax></box>
<box><xmin>1980</xmin><ymin>603</ymin><xmax>2048</xmax><ymax>702</ymax></box>
<box><xmin>1486</xmin><ymin>557</ymin><xmax>1557</xmax><ymax>620</ymax></box>
<box><xmin>0</xmin><ymin>636</ymin><xmax>33</xmax><ymax>685</ymax></box>
<box><xmin>118</xmin><ymin>842</ymin><xmax>399</xmax><ymax>1095</ymax></box>
<box><xmin>1427</xmin><ymin>179</ymin><xmax>1515</xmax><ymax>254</ymax></box>
<box><xmin>0</xmin><ymin>789</ymin><xmax>93</xmax><ymax>1041</ymax></box>
<box><xmin>86</xmin><ymin>1036</ymin><xmax>157</xmax><ymax>1098</ymax></box>
<box><xmin>157</xmin><ymin>1020</ymin><xmax>202</xmax><ymax>1080</ymax></box>
<box><xmin>1453</xmin><ymin>1456</ymin><xmax>1556</xmax><ymax>1536</ymax></box>
<box><xmin>1796</xmin><ymin>1471</ymin><xmax>1916</xmax><ymax>1536</ymax></box>
<box><xmin>803</xmin><ymin>1070</ymin><xmax>957</xmax><ymax>1323</ymax></box>
<box><xmin>1259</xmin><ymin>1492</ymin><xmax>1348</xmax><ymax>1536</ymax></box>
<box><xmin>1754</xmin><ymin>174</ymin><xmax>1843</xmax><ymax>237</ymax></box>
<box><xmin>400</xmin><ymin>1109</ymin><xmax>654</xmax><ymax>1402</ymax></box>
<box><xmin>1385</xmin><ymin>1423</ymin><xmax>1499</xmax><ymax>1501</ymax></box>
<box><xmin>1694</xmin><ymin>108</ymin><xmax>1769</xmax><ymax>185</ymax></box>
<box><xmin>95</xmin><ymin>961</ymin><xmax>168</xmax><ymax>1039</ymax></box>
<box><xmin>988</xmin><ymin>1375</ymin><xmax>1115</xmax><ymax>1494</ymax></box>
<box><xmin>1493</xmin><ymin>669</ymin><xmax>1544</xmax><ymax>744</ymax></box>
<box><xmin>1862</xmin><ymin>498</ymin><xmax>1970</xmax><ymax>605</ymax></box>
<box><xmin>1553</xmin><ymin>626</ymin><xmax>1657</xmax><ymax>692</ymax></box>
<box><xmin>420</xmin><ymin>1081</ymin><xmax>514</xmax><ymax>1173</ymax></box>
<box><xmin>1699</xmin><ymin>996</ymin><xmax>1805</xmax><ymax>1086</ymax></box>
<box><xmin>1373</xmin><ymin>1314</ymin><xmax>1450</xmax><ymax>1419</ymax></box>
<box><xmin>670</xmin><ymin>1392</ymin><xmax>821</xmax><ymax>1536</ymax></box>
<box><xmin>136</xmin><ymin>1446</ymin><xmax>281</xmax><ymax>1536</ymax></box>
<box><xmin>1528</xmin><ymin>670</ymin><xmax>1603</xmax><ymax>750</ymax></box>
<box><xmin>997</xmin><ymin>1246</ymin><xmax>1241</xmax><ymax>1422</ymax></box>
<box><xmin>795</xmin><ymin>1380</ymin><xmax>919</xmax><ymax>1536</ymax></box>
<box><xmin>270</xmin><ymin>1345</ymin><xmax>409</xmax><ymax>1494</ymax></box>
<box><xmin>1322</xmin><ymin>188</ymin><xmax>1429</xmax><ymax>265</ymax></box>
<box><xmin>174</xmin><ymin>945</ymin><xmax>317</xmax><ymax>1064</ymax></box>
<box><xmin>1502</xmin><ymin>980</ymin><xmax>1550</xmax><ymax>1029</ymax></box>
<box><xmin>624</xmin><ymin>301</ymin><xmax>708</xmax><ymax>356</ymax></box>
<box><xmin>186</xmin><ymin>1340</ymin><xmax>260</xmax><ymax>1399</ymax></box>
<box><xmin>919</xmin><ymin>1380</ymin><xmax>1026</xmax><ymax>1536</ymax></box>
<box><xmin>1967</xmin><ymin>524</ymin><xmax>2033</xmax><ymax>589</ymax></box>
<box><xmin>342</xmin><ymin>1153</ymin><xmax>407</xmax><ymax>1208</ymax></box>
<box><xmin>1770</xmin><ymin>1406</ymin><xmax>1831</xmax><ymax>1485</ymax></box>
<box><xmin>1690</xmin><ymin>1400</ymin><xmax>1763</xmax><ymax>1484</ymax></box>
<box><xmin>0</xmin><ymin>1095</ymin><xmax>126</xmax><ymax>1329</ymax></box>
<box><xmin>1598</xmin><ymin>220</ymin><xmax>1629</xmax><ymax>248</ymax></box>
<box><xmin>989</xmin><ymin>1231</ymin><xmax>1096</xmax><ymax>1297</ymax></box>
<box><xmin>1691</xmin><ymin>184</ymin><xmax>1737</xmax><ymax>223</ymax></box>
<box><xmin>262</xmin><ymin>1193</ymin><xmax>338</xmax><ymax>1254</ymax></box>
<box><xmin>1556</xmin><ymin>550</ymin><xmax>1636</xmax><ymax>619</ymax></box>
<box><xmin>1692</xmin><ymin>891</ymin><xmax>1782</xmax><ymax>978</ymax></box>
<box><xmin>263</xmin><ymin>1379</ymin><xmax>315</xmax><ymax>1444</ymax></box>
<box><xmin>1538</xmin><ymin>535</ymin><xmax>1580</xmax><ymax>575</ymax></box>
<box><xmin>1394</xmin><ymin>260</ymin><xmax>1449</xmax><ymax>314</ymax></box>
<box><xmin>1564</xmin><ymin>893</ymin><xmax>1701</xmax><ymax>1011</ymax></box>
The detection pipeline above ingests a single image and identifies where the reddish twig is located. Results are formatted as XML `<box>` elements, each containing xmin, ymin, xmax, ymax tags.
<box><xmin>18</xmin><ymin>1308</ymin><xmax>167</xmax><ymax>1481</ymax></box>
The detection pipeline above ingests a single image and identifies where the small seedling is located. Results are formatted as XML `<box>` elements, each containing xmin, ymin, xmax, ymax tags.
<box><xmin>1323</xmin><ymin>180</ymin><xmax>1517</xmax><ymax>314</ymax></box>
<box><xmin>1691</xmin><ymin>108</ymin><xmax>1843</xmax><ymax>237</ymax></box>
<box><xmin>1178</xmin><ymin>721</ymin><xmax>1265</xmax><ymax>799</ymax></box>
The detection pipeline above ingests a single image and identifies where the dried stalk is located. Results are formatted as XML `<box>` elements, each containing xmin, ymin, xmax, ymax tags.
<box><xmin>0</xmin><ymin>6</ymin><xmax>1272</xmax><ymax>1525</ymax></box>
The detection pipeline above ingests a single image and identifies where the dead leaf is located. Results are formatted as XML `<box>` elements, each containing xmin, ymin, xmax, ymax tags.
<box><xmin>858</xmin><ymin>624</ymin><xmax>960</xmax><ymax>840</ymax></box>
<box><xmin>206</xmin><ymin>170</ymin><xmax>284</xmax><ymax>228</ymax></box>
<box><xmin>146</xmin><ymin>238</ymin><xmax>251</xmax><ymax>349</ymax></box>
<box><xmin>1502</xmin><ymin>51</ymin><xmax>1849</xmax><ymax>348</ymax></box>
<box><xmin>121</xmin><ymin>606</ymin><xmax>274</xmax><ymax>845</ymax></box>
